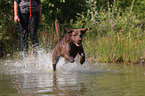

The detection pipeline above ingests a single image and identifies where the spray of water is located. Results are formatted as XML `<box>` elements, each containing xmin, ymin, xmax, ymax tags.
<box><xmin>2</xmin><ymin>48</ymin><xmax>86</xmax><ymax>74</ymax></box>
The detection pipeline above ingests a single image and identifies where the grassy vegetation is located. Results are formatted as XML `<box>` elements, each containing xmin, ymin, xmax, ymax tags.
<box><xmin>37</xmin><ymin>1</ymin><xmax>145</xmax><ymax>63</ymax></box>
<box><xmin>0</xmin><ymin>0</ymin><xmax>145</xmax><ymax>64</ymax></box>
<box><xmin>72</xmin><ymin>1</ymin><xmax>145</xmax><ymax>63</ymax></box>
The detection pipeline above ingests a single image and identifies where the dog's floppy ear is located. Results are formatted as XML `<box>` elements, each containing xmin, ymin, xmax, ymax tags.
<box><xmin>81</xmin><ymin>28</ymin><xmax>87</xmax><ymax>34</ymax></box>
<box><xmin>65</xmin><ymin>27</ymin><xmax>73</xmax><ymax>33</ymax></box>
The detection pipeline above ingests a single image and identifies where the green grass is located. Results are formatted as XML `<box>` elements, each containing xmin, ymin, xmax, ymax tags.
<box><xmin>73</xmin><ymin>1</ymin><xmax>145</xmax><ymax>63</ymax></box>
<box><xmin>36</xmin><ymin>1</ymin><xmax>145</xmax><ymax>64</ymax></box>
<box><xmin>84</xmin><ymin>33</ymin><xmax>145</xmax><ymax>63</ymax></box>
<box><xmin>1</xmin><ymin>1</ymin><xmax>145</xmax><ymax>64</ymax></box>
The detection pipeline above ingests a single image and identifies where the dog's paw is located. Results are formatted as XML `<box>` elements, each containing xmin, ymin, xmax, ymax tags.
<box><xmin>53</xmin><ymin>64</ymin><xmax>56</xmax><ymax>71</ymax></box>
<box><xmin>80</xmin><ymin>61</ymin><xmax>84</xmax><ymax>65</ymax></box>
<box><xmin>80</xmin><ymin>58</ymin><xmax>85</xmax><ymax>64</ymax></box>
<box><xmin>69</xmin><ymin>57</ymin><xmax>75</xmax><ymax>63</ymax></box>
<box><xmin>70</xmin><ymin>59</ymin><xmax>75</xmax><ymax>63</ymax></box>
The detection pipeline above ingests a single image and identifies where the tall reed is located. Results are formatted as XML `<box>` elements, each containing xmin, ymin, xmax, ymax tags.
<box><xmin>16</xmin><ymin>1</ymin><xmax>145</xmax><ymax>63</ymax></box>
<box><xmin>72</xmin><ymin>1</ymin><xmax>145</xmax><ymax>63</ymax></box>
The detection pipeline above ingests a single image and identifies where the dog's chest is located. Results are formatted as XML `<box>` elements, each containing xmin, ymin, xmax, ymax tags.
<box><xmin>69</xmin><ymin>45</ymin><xmax>80</xmax><ymax>57</ymax></box>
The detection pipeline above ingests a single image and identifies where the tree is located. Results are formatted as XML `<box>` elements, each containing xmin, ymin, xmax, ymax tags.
<box><xmin>42</xmin><ymin>0</ymin><xmax>88</xmax><ymax>23</ymax></box>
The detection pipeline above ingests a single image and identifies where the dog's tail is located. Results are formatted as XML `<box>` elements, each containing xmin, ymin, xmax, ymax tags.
<box><xmin>55</xmin><ymin>19</ymin><xmax>62</xmax><ymax>42</ymax></box>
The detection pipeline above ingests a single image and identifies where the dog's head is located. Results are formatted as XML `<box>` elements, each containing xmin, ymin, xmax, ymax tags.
<box><xmin>65</xmin><ymin>27</ymin><xmax>87</xmax><ymax>47</ymax></box>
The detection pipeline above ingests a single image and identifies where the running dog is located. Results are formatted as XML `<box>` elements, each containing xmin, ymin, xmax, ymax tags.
<box><xmin>52</xmin><ymin>19</ymin><xmax>87</xmax><ymax>71</ymax></box>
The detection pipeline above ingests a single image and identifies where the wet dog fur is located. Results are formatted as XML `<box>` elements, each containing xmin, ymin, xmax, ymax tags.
<box><xmin>52</xmin><ymin>19</ymin><xmax>87</xmax><ymax>71</ymax></box>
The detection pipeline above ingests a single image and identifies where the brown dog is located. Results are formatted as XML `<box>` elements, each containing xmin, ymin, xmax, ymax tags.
<box><xmin>52</xmin><ymin>19</ymin><xmax>87</xmax><ymax>71</ymax></box>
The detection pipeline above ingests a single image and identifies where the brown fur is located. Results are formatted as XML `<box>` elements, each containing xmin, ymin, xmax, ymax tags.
<box><xmin>52</xmin><ymin>19</ymin><xmax>87</xmax><ymax>71</ymax></box>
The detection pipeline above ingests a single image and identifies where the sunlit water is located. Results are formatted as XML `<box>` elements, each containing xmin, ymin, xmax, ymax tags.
<box><xmin>1</xmin><ymin>49</ymin><xmax>145</xmax><ymax>96</ymax></box>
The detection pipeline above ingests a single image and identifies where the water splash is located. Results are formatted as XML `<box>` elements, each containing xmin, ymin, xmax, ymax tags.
<box><xmin>1</xmin><ymin>48</ymin><xmax>106</xmax><ymax>76</ymax></box>
<box><xmin>1</xmin><ymin>48</ymin><xmax>81</xmax><ymax>74</ymax></box>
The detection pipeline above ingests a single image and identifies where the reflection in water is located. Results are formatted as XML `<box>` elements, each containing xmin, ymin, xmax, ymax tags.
<box><xmin>3</xmin><ymin>55</ymin><xmax>88</xmax><ymax>95</ymax></box>
<box><xmin>12</xmin><ymin>75</ymin><xmax>21</xmax><ymax>94</ymax></box>
<box><xmin>1</xmin><ymin>50</ymin><xmax>145</xmax><ymax>96</ymax></box>
<box><xmin>52</xmin><ymin>72</ymin><xmax>86</xmax><ymax>96</ymax></box>
<box><xmin>11</xmin><ymin>73</ymin><xmax>53</xmax><ymax>95</ymax></box>
<box><xmin>10</xmin><ymin>71</ymin><xmax>87</xmax><ymax>95</ymax></box>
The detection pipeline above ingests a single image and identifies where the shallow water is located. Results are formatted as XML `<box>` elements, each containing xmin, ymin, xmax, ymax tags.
<box><xmin>1</xmin><ymin>50</ymin><xmax>145</xmax><ymax>96</ymax></box>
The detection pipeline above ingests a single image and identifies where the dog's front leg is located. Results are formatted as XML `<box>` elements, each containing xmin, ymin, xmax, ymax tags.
<box><xmin>69</xmin><ymin>56</ymin><xmax>75</xmax><ymax>63</ymax></box>
<box><xmin>64</xmin><ymin>53</ymin><xmax>74</xmax><ymax>63</ymax></box>
<box><xmin>52</xmin><ymin>59</ymin><xmax>58</xmax><ymax>71</ymax></box>
<box><xmin>79</xmin><ymin>52</ymin><xmax>85</xmax><ymax>65</ymax></box>
<box><xmin>64</xmin><ymin>44</ymin><xmax>75</xmax><ymax>63</ymax></box>
<box><xmin>52</xmin><ymin>52</ymin><xmax>59</xmax><ymax>71</ymax></box>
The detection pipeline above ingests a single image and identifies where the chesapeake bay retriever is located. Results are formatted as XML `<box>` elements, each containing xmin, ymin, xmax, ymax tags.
<box><xmin>52</xmin><ymin>19</ymin><xmax>87</xmax><ymax>71</ymax></box>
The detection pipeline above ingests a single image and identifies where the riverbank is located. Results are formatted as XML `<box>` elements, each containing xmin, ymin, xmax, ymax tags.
<box><xmin>1</xmin><ymin>22</ymin><xmax>145</xmax><ymax>64</ymax></box>
<box><xmin>0</xmin><ymin>1</ymin><xmax>144</xmax><ymax>64</ymax></box>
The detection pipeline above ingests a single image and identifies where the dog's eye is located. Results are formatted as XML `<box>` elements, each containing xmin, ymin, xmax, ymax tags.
<box><xmin>81</xmin><ymin>30</ymin><xmax>85</xmax><ymax>33</ymax></box>
<box><xmin>73</xmin><ymin>34</ymin><xmax>77</xmax><ymax>36</ymax></box>
<box><xmin>73</xmin><ymin>33</ymin><xmax>77</xmax><ymax>36</ymax></box>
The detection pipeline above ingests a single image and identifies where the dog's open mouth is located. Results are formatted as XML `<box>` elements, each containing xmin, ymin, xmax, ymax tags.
<box><xmin>74</xmin><ymin>42</ymin><xmax>81</xmax><ymax>47</ymax></box>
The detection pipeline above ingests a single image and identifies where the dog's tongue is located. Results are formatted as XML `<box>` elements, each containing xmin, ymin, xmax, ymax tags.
<box><xmin>74</xmin><ymin>42</ymin><xmax>81</xmax><ymax>47</ymax></box>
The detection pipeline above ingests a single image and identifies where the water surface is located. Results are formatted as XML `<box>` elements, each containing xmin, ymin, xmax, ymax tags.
<box><xmin>0</xmin><ymin>51</ymin><xmax>145</xmax><ymax>96</ymax></box>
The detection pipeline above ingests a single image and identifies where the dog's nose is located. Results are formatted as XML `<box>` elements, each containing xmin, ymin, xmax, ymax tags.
<box><xmin>79</xmin><ymin>39</ymin><xmax>82</xmax><ymax>42</ymax></box>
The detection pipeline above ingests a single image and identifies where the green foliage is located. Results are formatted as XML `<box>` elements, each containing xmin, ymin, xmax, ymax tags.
<box><xmin>0</xmin><ymin>0</ymin><xmax>145</xmax><ymax>63</ymax></box>
<box><xmin>41</xmin><ymin>0</ymin><xmax>87</xmax><ymax>23</ymax></box>
<box><xmin>0</xmin><ymin>0</ymin><xmax>20</xmax><ymax>57</ymax></box>
<box><xmin>0</xmin><ymin>0</ymin><xmax>87</xmax><ymax>57</ymax></box>
<box><xmin>133</xmin><ymin>0</ymin><xmax>145</xmax><ymax>22</ymax></box>
<box><xmin>73</xmin><ymin>1</ymin><xmax>145</xmax><ymax>63</ymax></box>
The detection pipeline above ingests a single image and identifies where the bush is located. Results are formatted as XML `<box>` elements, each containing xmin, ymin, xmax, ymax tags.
<box><xmin>72</xmin><ymin>1</ymin><xmax>144</xmax><ymax>63</ymax></box>
<box><xmin>0</xmin><ymin>0</ymin><xmax>20</xmax><ymax>57</ymax></box>
<box><xmin>0</xmin><ymin>0</ymin><xmax>144</xmax><ymax>63</ymax></box>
